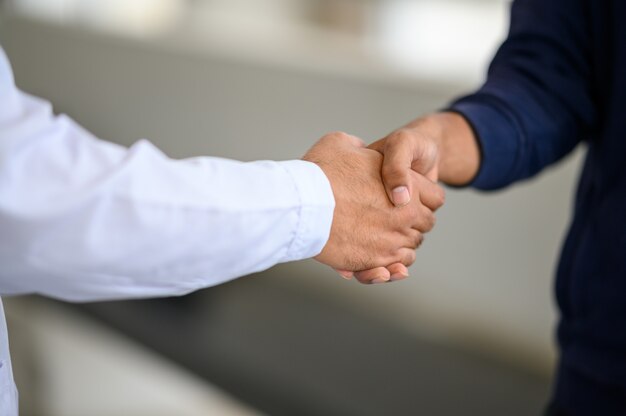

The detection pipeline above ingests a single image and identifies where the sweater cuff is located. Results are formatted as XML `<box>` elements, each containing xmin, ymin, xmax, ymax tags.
<box><xmin>278</xmin><ymin>160</ymin><xmax>335</xmax><ymax>261</ymax></box>
<box><xmin>449</xmin><ymin>98</ymin><xmax>522</xmax><ymax>190</ymax></box>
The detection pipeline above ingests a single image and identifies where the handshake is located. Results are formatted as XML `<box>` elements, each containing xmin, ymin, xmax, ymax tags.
<box><xmin>302</xmin><ymin>117</ymin><xmax>451</xmax><ymax>285</ymax></box>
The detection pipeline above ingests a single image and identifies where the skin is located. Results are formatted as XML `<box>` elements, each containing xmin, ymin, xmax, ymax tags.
<box><xmin>351</xmin><ymin>112</ymin><xmax>481</xmax><ymax>283</ymax></box>
<box><xmin>370</xmin><ymin>112</ymin><xmax>481</xmax><ymax>188</ymax></box>
<box><xmin>302</xmin><ymin>131</ymin><xmax>445</xmax><ymax>284</ymax></box>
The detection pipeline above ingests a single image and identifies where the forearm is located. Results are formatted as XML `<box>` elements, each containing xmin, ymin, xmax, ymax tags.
<box><xmin>0</xmin><ymin>91</ymin><xmax>336</xmax><ymax>300</ymax></box>
<box><xmin>403</xmin><ymin>112</ymin><xmax>480</xmax><ymax>186</ymax></box>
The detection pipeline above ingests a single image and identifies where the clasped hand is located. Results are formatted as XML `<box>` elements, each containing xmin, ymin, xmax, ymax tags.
<box><xmin>303</xmin><ymin>129</ymin><xmax>443</xmax><ymax>284</ymax></box>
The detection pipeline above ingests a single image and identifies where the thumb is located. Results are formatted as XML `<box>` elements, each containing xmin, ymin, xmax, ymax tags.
<box><xmin>413</xmin><ymin>139</ymin><xmax>439</xmax><ymax>182</ymax></box>
<box><xmin>425</xmin><ymin>163</ymin><xmax>439</xmax><ymax>183</ymax></box>
<box><xmin>370</xmin><ymin>130</ymin><xmax>438</xmax><ymax>206</ymax></box>
<box><xmin>374</xmin><ymin>132</ymin><xmax>418</xmax><ymax>207</ymax></box>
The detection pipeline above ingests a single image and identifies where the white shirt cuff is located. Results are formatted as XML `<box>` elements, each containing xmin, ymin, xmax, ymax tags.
<box><xmin>278</xmin><ymin>160</ymin><xmax>335</xmax><ymax>262</ymax></box>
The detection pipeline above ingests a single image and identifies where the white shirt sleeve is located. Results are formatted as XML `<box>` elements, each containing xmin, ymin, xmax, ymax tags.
<box><xmin>0</xmin><ymin>48</ymin><xmax>335</xmax><ymax>301</ymax></box>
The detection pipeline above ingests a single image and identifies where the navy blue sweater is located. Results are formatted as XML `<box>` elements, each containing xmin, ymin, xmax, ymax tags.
<box><xmin>450</xmin><ymin>0</ymin><xmax>626</xmax><ymax>413</ymax></box>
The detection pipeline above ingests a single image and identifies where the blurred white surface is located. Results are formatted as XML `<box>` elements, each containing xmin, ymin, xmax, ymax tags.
<box><xmin>6</xmin><ymin>0</ymin><xmax>509</xmax><ymax>85</ymax></box>
<box><xmin>376</xmin><ymin>1</ymin><xmax>508</xmax><ymax>81</ymax></box>
<box><xmin>5</xmin><ymin>296</ymin><xmax>262</xmax><ymax>416</ymax></box>
<box><xmin>7</xmin><ymin>0</ymin><xmax>185</xmax><ymax>36</ymax></box>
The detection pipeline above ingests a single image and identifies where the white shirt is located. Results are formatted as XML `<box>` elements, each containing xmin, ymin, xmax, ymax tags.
<box><xmin>0</xmin><ymin>47</ymin><xmax>335</xmax><ymax>414</ymax></box>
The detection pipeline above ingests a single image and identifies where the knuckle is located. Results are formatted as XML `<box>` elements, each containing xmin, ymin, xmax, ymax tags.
<box><xmin>385</xmin><ymin>129</ymin><xmax>412</xmax><ymax>148</ymax></box>
<box><xmin>354</xmin><ymin>273</ymin><xmax>370</xmax><ymax>284</ymax></box>
<box><xmin>423</xmin><ymin>211</ymin><xmax>436</xmax><ymax>232</ymax></box>
<box><xmin>395</xmin><ymin>249</ymin><xmax>416</xmax><ymax>267</ymax></box>
<box><xmin>394</xmin><ymin>128</ymin><xmax>414</xmax><ymax>141</ymax></box>
<box><xmin>325</xmin><ymin>131</ymin><xmax>349</xmax><ymax>142</ymax></box>
<box><xmin>433</xmin><ymin>187</ymin><xmax>446</xmax><ymax>208</ymax></box>
<box><xmin>414</xmin><ymin>233</ymin><xmax>425</xmax><ymax>249</ymax></box>
<box><xmin>405</xmin><ymin>251</ymin><xmax>417</xmax><ymax>267</ymax></box>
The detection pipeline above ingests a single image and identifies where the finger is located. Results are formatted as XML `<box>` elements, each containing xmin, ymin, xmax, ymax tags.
<box><xmin>378</xmin><ymin>133</ymin><xmax>415</xmax><ymax>207</ymax></box>
<box><xmin>370</xmin><ymin>133</ymin><xmax>439</xmax><ymax>177</ymax></box>
<box><xmin>334</xmin><ymin>269</ymin><xmax>354</xmax><ymax>280</ymax></box>
<box><xmin>345</xmin><ymin>133</ymin><xmax>366</xmax><ymax>148</ymax></box>
<box><xmin>409</xmin><ymin>207</ymin><xmax>436</xmax><ymax>234</ymax></box>
<box><xmin>409</xmin><ymin>137</ymin><xmax>438</xmax><ymax>177</ymax></box>
<box><xmin>395</xmin><ymin>225</ymin><xmax>426</xmax><ymax>249</ymax></box>
<box><xmin>386</xmin><ymin>263</ymin><xmax>410</xmax><ymax>281</ymax></box>
<box><xmin>397</xmin><ymin>248</ymin><xmax>417</xmax><ymax>268</ymax></box>
<box><xmin>376</xmin><ymin>130</ymin><xmax>439</xmax><ymax>207</ymax></box>
<box><xmin>372</xmin><ymin>146</ymin><xmax>438</xmax><ymax>185</ymax></box>
<box><xmin>354</xmin><ymin>267</ymin><xmax>391</xmax><ymax>285</ymax></box>
<box><xmin>413</xmin><ymin>173</ymin><xmax>446</xmax><ymax>211</ymax></box>
<box><xmin>425</xmin><ymin>164</ymin><xmax>439</xmax><ymax>183</ymax></box>
<box><xmin>405</xmin><ymin>229</ymin><xmax>426</xmax><ymax>249</ymax></box>
<box><xmin>367</xmin><ymin>137</ymin><xmax>385</xmax><ymax>153</ymax></box>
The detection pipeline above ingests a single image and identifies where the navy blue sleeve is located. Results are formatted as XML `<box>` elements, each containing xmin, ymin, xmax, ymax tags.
<box><xmin>450</xmin><ymin>0</ymin><xmax>597</xmax><ymax>190</ymax></box>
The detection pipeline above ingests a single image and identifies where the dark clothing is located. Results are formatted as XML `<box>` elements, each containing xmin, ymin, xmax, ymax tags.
<box><xmin>450</xmin><ymin>0</ymin><xmax>626</xmax><ymax>413</ymax></box>
<box><xmin>550</xmin><ymin>364</ymin><xmax>626</xmax><ymax>414</ymax></box>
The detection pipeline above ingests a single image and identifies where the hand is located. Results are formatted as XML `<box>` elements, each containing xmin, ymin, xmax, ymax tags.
<box><xmin>350</xmin><ymin>125</ymin><xmax>442</xmax><ymax>283</ymax></box>
<box><xmin>353</xmin><ymin>113</ymin><xmax>479</xmax><ymax>283</ymax></box>
<box><xmin>368</xmin><ymin>120</ymin><xmax>441</xmax><ymax>201</ymax></box>
<box><xmin>369</xmin><ymin>113</ymin><xmax>480</xmax><ymax>192</ymax></box>
<box><xmin>303</xmin><ymin>132</ymin><xmax>445</xmax><ymax>284</ymax></box>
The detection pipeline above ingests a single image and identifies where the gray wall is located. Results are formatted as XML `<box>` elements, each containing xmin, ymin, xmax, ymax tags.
<box><xmin>0</xmin><ymin>16</ymin><xmax>583</xmax><ymax>375</ymax></box>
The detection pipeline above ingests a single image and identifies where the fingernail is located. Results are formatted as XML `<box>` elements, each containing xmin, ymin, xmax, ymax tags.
<box><xmin>335</xmin><ymin>269</ymin><xmax>353</xmax><ymax>279</ymax></box>
<box><xmin>392</xmin><ymin>186</ymin><xmax>410</xmax><ymax>206</ymax></box>
<box><xmin>371</xmin><ymin>277</ymin><xmax>389</xmax><ymax>284</ymax></box>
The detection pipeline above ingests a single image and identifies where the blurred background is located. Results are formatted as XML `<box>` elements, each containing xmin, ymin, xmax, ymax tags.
<box><xmin>0</xmin><ymin>0</ymin><xmax>585</xmax><ymax>415</ymax></box>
